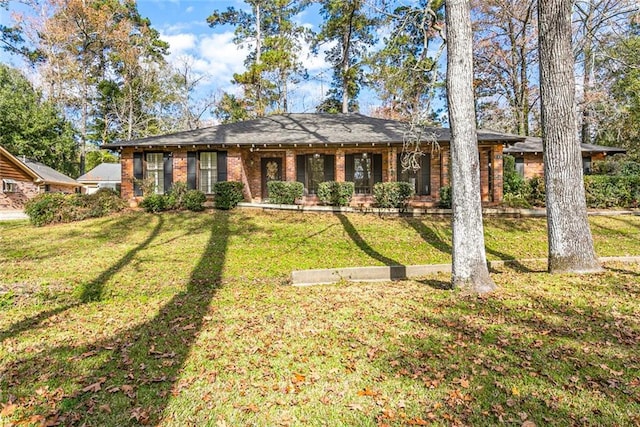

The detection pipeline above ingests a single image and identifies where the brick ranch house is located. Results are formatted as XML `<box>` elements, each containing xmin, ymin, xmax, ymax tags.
<box><xmin>0</xmin><ymin>145</ymin><xmax>81</xmax><ymax>210</ymax></box>
<box><xmin>504</xmin><ymin>136</ymin><xmax>627</xmax><ymax>179</ymax></box>
<box><xmin>103</xmin><ymin>114</ymin><xmax>526</xmax><ymax>207</ymax></box>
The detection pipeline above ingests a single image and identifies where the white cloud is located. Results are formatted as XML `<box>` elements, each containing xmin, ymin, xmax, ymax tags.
<box><xmin>185</xmin><ymin>6</ymin><xmax>194</xmax><ymax>13</ymax></box>
<box><xmin>198</xmin><ymin>32</ymin><xmax>248</xmax><ymax>81</ymax></box>
<box><xmin>162</xmin><ymin>33</ymin><xmax>197</xmax><ymax>56</ymax></box>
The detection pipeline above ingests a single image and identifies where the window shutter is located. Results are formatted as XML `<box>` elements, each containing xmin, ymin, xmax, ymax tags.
<box><xmin>133</xmin><ymin>152</ymin><xmax>143</xmax><ymax>196</ymax></box>
<box><xmin>345</xmin><ymin>154</ymin><xmax>354</xmax><ymax>181</ymax></box>
<box><xmin>421</xmin><ymin>154</ymin><xmax>431</xmax><ymax>195</ymax></box>
<box><xmin>217</xmin><ymin>151</ymin><xmax>227</xmax><ymax>181</ymax></box>
<box><xmin>187</xmin><ymin>152</ymin><xmax>197</xmax><ymax>189</ymax></box>
<box><xmin>324</xmin><ymin>155</ymin><xmax>335</xmax><ymax>182</ymax></box>
<box><xmin>163</xmin><ymin>153</ymin><xmax>173</xmax><ymax>193</ymax></box>
<box><xmin>372</xmin><ymin>153</ymin><xmax>383</xmax><ymax>183</ymax></box>
<box><xmin>296</xmin><ymin>155</ymin><xmax>306</xmax><ymax>184</ymax></box>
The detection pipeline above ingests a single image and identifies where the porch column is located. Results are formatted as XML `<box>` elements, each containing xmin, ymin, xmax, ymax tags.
<box><xmin>285</xmin><ymin>149</ymin><xmax>296</xmax><ymax>182</ymax></box>
<box><xmin>493</xmin><ymin>145</ymin><xmax>504</xmax><ymax>203</ymax></box>
<box><xmin>336</xmin><ymin>149</ymin><xmax>345</xmax><ymax>182</ymax></box>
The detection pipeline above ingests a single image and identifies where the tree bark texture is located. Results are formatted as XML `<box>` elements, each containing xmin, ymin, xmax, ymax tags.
<box><xmin>538</xmin><ymin>0</ymin><xmax>601</xmax><ymax>273</ymax></box>
<box><xmin>445</xmin><ymin>0</ymin><xmax>496</xmax><ymax>293</ymax></box>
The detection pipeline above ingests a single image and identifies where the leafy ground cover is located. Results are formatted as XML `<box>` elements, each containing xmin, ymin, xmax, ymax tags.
<box><xmin>0</xmin><ymin>210</ymin><xmax>639</xmax><ymax>426</ymax></box>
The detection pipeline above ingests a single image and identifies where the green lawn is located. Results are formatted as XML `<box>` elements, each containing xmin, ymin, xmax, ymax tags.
<box><xmin>1</xmin><ymin>210</ymin><xmax>639</xmax><ymax>426</ymax></box>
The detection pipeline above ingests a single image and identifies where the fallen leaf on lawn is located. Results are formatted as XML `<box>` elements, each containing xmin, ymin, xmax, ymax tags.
<box><xmin>130</xmin><ymin>407</ymin><xmax>150</xmax><ymax>424</ymax></box>
<box><xmin>292</xmin><ymin>373</ymin><xmax>306</xmax><ymax>384</ymax></box>
<box><xmin>522</xmin><ymin>421</ymin><xmax>536</xmax><ymax>427</ymax></box>
<box><xmin>0</xmin><ymin>403</ymin><xmax>17</xmax><ymax>417</ymax></box>
<box><xmin>407</xmin><ymin>417</ymin><xmax>429</xmax><ymax>425</ymax></box>
<box><xmin>99</xmin><ymin>404</ymin><xmax>111</xmax><ymax>414</ymax></box>
<box><xmin>357</xmin><ymin>387</ymin><xmax>378</xmax><ymax>397</ymax></box>
<box><xmin>182</xmin><ymin>323</ymin><xmax>196</xmax><ymax>331</ymax></box>
<box><xmin>244</xmin><ymin>404</ymin><xmax>259</xmax><ymax>413</ymax></box>
<box><xmin>82</xmin><ymin>377</ymin><xmax>106</xmax><ymax>393</ymax></box>
<box><xmin>511</xmin><ymin>386</ymin><xmax>521</xmax><ymax>396</ymax></box>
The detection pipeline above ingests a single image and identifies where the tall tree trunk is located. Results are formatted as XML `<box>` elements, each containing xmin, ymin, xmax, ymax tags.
<box><xmin>342</xmin><ymin>30</ymin><xmax>350</xmax><ymax>114</ymax></box>
<box><xmin>445</xmin><ymin>0</ymin><xmax>496</xmax><ymax>293</ymax></box>
<box><xmin>538</xmin><ymin>0</ymin><xmax>601</xmax><ymax>273</ymax></box>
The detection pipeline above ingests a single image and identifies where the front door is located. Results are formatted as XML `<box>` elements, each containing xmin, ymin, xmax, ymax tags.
<box><xmin>261</xmin><ymin>157</ymin><xmax>282</xmax><ymax>200</ymax></box>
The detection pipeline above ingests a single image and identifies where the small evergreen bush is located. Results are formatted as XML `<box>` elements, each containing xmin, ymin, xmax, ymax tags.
<box><xmin>317</xmin><ymin>181</ymin><xmax>354</xmax><ymax>207</ymax></box>
<box><xmin>214</xmin><ymin>181</ymin><xmax>244</xmax><ymax>210</ymax></box>
<box><xmin>525</xmin><ymin>176</ymin><xmax>546</xmax><ymax>207</ymax></box>
<box><xmin>140</xmin><ymin>194</ymin><xmax>166</xmax><ymax>213</ymax></box>
<box><xmin>267</xmin><ymin>181</ymin><xmax>304</xmax><ymax>204</ymax></box>
<box><xmin>373</xmin><ymin>182</ymin><xmax>414</xmax><ymax>208</ymax></box>
<box><xmin>438</xmin><ymin>186</ymin><xmax>452</xmax><ymax>208</ymax></box>
<box><xmin>184</xmin><ymin>189</ymin><xmax>207</xmax><ymax>211</ymax></box>
<box><xmin>164</xmin><ymin>181</ymin><xmax>188</xmax><ymax>210</ymax></box>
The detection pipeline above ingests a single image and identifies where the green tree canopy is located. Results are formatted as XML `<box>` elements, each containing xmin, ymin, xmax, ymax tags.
<box><xmin>0</xmin><ymin>64</ymin><xmax>78</xmax><ymax>176</ymax></box>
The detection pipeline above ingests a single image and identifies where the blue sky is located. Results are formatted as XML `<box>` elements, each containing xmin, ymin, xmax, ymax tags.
<box><xmin>137</xmin><ymin>0</ymin><xmax>380</xmax><ymax>116</ymax></box>
<box><xmin>0</xmin><ymin>1</ymin><xmax>395</xmax><ymax>119</ymax></box>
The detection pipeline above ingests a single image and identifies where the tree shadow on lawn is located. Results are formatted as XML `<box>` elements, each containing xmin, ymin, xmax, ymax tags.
<box><xmin>0</xmin><ymin>215</ymin><xmax>165</xmax><ymax>343</ymax></box>
<box><xmin>336</xmin><ymin>213</ymin><xmax>408</xmax><ymax>280</ymax></box>
<box><xmin>1</xmin><ymin>211</ymin><xmax>229</xmax><ymax>425</ymax></box>
<box><xmin>405</xmin><ymin>218</ymin><xmax>538</xmax><ymax>273</ymax></box>
<box><xmin>374</xmin><ymin>278</ymin><xmax>640</xmax><ymax>425</ymax></box>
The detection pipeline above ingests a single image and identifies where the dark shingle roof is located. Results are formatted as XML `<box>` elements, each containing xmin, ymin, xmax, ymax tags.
<box><xmin>22</xmin><ymin>159</ymin><xmax>79</xmax><ymax>186</ymax></box>
<box><xmin>77</xmin><ymin>163</ymin><xmax>121</xmax><ymax>182</ymax></box>
<box><xmin>504</xmin><ymin>136</ymin><xmax>627</xmax><ymax>154</ymax></box>
<box><xmin>102</xmin><ymin>114</ymin><xmax>525</xmax><ymax>149</ymax></box>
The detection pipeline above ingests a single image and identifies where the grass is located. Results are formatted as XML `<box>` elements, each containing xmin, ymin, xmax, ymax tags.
<box><xmin>0</xmin><ymin>210</ymin><xmax>639</xmax><ymax>426</ymax></box>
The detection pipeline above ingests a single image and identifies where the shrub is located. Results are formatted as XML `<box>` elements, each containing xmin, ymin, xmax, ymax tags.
<box><xmin>267</xmin><ymin>181</ymin><xmax>304</xmax><ymax>204</ymax></box>
<box><xmin>317</xmin><ymin>181</ymin><xmax>354</xmax><ymax>207</ymax></box>
<box><xmin>214</xmin><ymin>181</ymin><xmax>244</xmax><ymax>210</ymax></box>
<box><xmin>503</xmin><ymin>192</ymin><xmax>531</xmax><ymax>208</ymax></box>
<box><xmin>373</xmin><ymin>182</ymin><xmax>414</xmax><ymax>208</ymax></box>
<box><xmin>140</xmin><ymin>193</ymin><xmax>166</xmax><ymax>213</ymax></box>
<box><xmin>184</xmin><ymin>189</ymin><xmax>207</xmax><ymax>211</ymax></box>
<box><xmin>503</xmin><ymin>154</ymin><xmax>526</xmax><ymax>195</ymax></box>
<box><xmin>164</xmin><ymin>181</ymin><xmax>188</xmax><ymax>210</ymax></box>
<box><xmin>24</xmin><ymin>190</ymin><xmax>125</xmax><ymax>226</ymax></box>
<box><xmin>592</xmin><ymin>159</ymin><xmax>640</xmax><ymax>176</ymax></box>
<box><xmin>584</xmin><ymin>175</ymin><xmax>640</xmax><ymax>208</ymax></box>
<box><xmin>525</xmin><ymin>176</ymin><xmax>546</xmax><ymax>207</ymax></box>
<box><xmin>438</xmin><ymin>186</ymin><xmax>452</xmax><ymax>208</ymax></box>
<box><xmin>24</xmin><ymin>193</ymin><xmax>66</xmax><ymax>226</ymax></box>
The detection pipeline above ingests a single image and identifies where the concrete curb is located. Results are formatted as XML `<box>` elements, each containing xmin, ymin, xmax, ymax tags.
<box><xmin>291</xmin><ymin>256</ymin><xmax>640</xmax><ymax>286</ymax></box>
<box><xmin>0</xmin><ymin>210</ymin><xmax>28</xmax><ymax>221</ymax></box>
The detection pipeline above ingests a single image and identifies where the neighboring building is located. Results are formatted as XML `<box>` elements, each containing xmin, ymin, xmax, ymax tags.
<box><xmin>504</xmin><ymin>137</ymin><xmax>627</xmax><ymax>179</ymax></box>
<box><xmin>0</xmin><ymin>146</ymin><xmax>80</xmax><ymax>210</ymax></box>
<box><xmin>103</xmin><ymin>114</ymin><xmax>525</xmax><ymax>207</ymax></box>
<box><xmin>77</xmin><ymin>163</ymin><xmax>122</xmax><ymax>194</ymax></box>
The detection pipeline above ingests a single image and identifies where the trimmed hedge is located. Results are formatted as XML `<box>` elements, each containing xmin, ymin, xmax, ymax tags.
<box><xmin>584</xmin><ymin>175</ymin><xmax>640</xmax><ymax>208</ymax></box>
<box><xmin>317</xmin><ymin>181</ymin><xmax>354</xmax><ymax>207</ymax></box>
<box><xmin>24</xmin><ymin>189</ymin><xmax>126</xmax><ymax>226</ymax></box>
<box><xmin>140</xmin><ymin>182</ymin><xmax>207</xmax><ymax>213</ymax></box>
<box><xmin>184</xmin><ymin>190</ymin><xmax>206</xmax><ymax>211</ymax></box>
<box><xmin>213</xmin><ymin>181</ymin><xmax>244</xmax><ymax>210</ymax></box>
<box><xmin>266</xmin><ymin>181</ymin><xmax>304</xmax><ymax>204</ymax></box>
<box><xmin>373</xmin><ymin>182</ymin><xmax>414</xmax><ymax>208</ymax></box>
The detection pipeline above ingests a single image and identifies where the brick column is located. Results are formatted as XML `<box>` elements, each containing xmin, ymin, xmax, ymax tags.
<box><xmin>285</xmin><ymin>149</ymin><xmax>296</xmax><ymax>182</ymax></box>
<box><xmin>120</xmin><ymin>148</ymin><xmax>134</xmax><ymax>203</ymax></box>
<box><xmin>336</xmin><ymin>149</ymin><xmax>345</xmax><ymax>182</ymax></box>
<box><xmin>493</xmin><ymin>145</ymin><xmax>503</xmax><ymax>203</ymax></box>
<box><xmin>173</xmin><ymin>148</ymin><xmax>187</xmax><ymax>184</ymax></box>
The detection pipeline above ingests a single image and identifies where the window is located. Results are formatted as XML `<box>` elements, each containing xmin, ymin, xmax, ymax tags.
<box><xmin>345</xmin><ymin>153</ymin><xmax>382</xmax><ymax>195</ymax></box>
<box><xmin>515</xmin><ymin>157</ymin><xmax>525</xmax><ymax>177</ymax></box>
<box><xmin>199</xmin><ymin>152</ymin><xmax>218</xmax><ymax>194</ymax></box>
<box><xmin>583</xmin><ymin>156</ymin><xmax>592</xmax><ymax>175</ymax></box>
<box><xmin>296</xmin><ymin>154</ymin><xmax>335</xmax><ymax>195</ymax></box>
<box><xmin>146</xmin><ymin>152</ymin><xmax>164</xmax><ymax>194</ymax></box>
<box><xmin>397</xmin><ymin>153</ymin><xmax>431</xmax><ymax>196</ymax></box>
<box><xmin>2</xmin><ymin>179</ymin><xmax>17</xmax><ymax>193</ymax></box>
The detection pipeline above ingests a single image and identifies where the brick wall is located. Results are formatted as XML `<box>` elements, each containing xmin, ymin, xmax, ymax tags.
<box><xmin>0</xmin><ymin>180</ymin><xmax>39</xmax><ymax>210</ymax></box>
<box><xmin>119</xmin><ymin>143</ymin><xmax>505</xmax><ymax>207</ymax></box>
